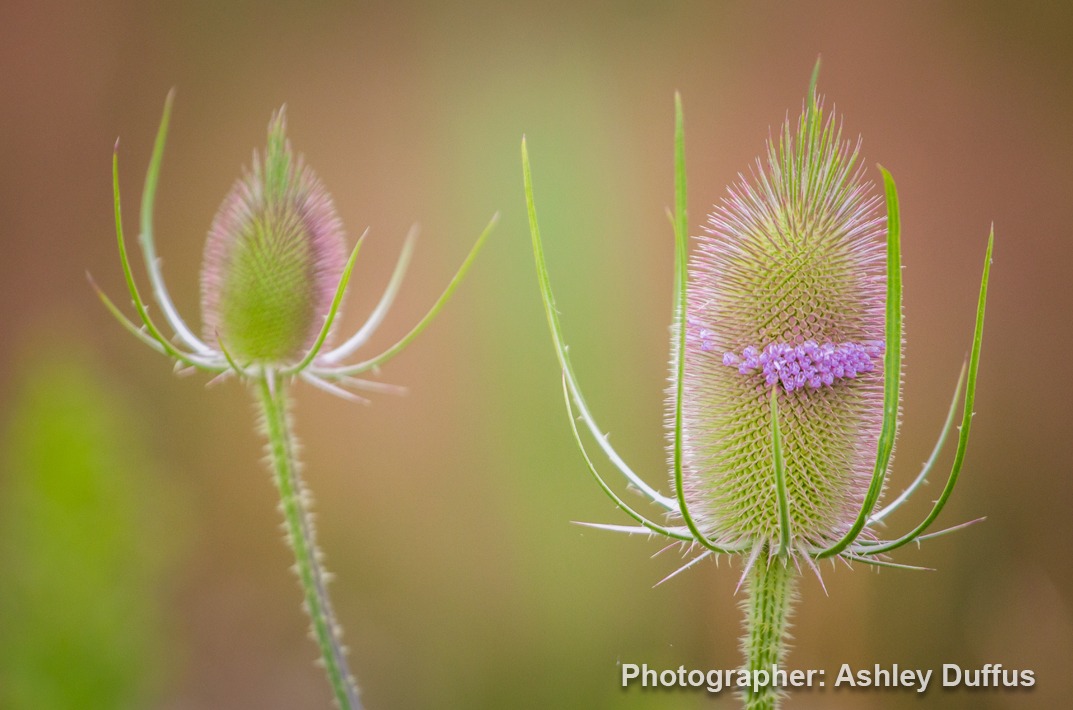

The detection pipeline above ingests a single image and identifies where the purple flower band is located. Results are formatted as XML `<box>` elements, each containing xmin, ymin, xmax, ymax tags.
<box><xmin>721</xmin><ymin>339</ymin><xmax>883</xmax><ymax>392</ymax></box>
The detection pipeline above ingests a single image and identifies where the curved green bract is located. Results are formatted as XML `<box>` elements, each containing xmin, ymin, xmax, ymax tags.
<box><xmin>111</xmin><ymin>149</ymin><xmax>223</xmax><ymax>372</ymax></box>
<box><xmin>816</xmin><ymin>165</ymin><xmax>902</xmax><ymax>559</ymax></box>
<box><xmin>770</xmin><ymin>387</ymin><xmax>791</xmax><ymax>557</ymax></box>
<box><xmin>844</xmin><ymin>555</ymin><xmax>931</xmax><ymax>572</ymax></box>
<box><xmin>89</xmin><ymin>274</ymin><xmax>167</xmax><ymax>355</ymax></box>
<box><xmin>214</xmin><ymin>332</ymin><xmax>247</xmax><ymax>377</ymax></box>
<box><xmin>522</xmin><ymin>139</ymin><xmax>677</xmax><ymax>511</ymax></box>
<box><xmin>282</xmin><ymin>233</ymin><xmax>365</xmax><ymax>375</ymax></box>
<box><xmin>561</xmin><ymin>377</ymin><xmax>694</xmax><ymax>542</ymax></box>
<box><xmin>318</xmin><ymin>214</ymin><xmax>497</xmax><ymax>377</ymax></box>
<box><xmin>869</xmin><ymin>362</ymin><xmax>966</xmax><ymax>525</ymax></box>
<box><xmin>859</xmin><ymin>227</ymin><xmax>992</xmax><ymax>555</ymax></box>
<box><xmin>322</xmin><ymin>226</ymin><xmax>418</xmax><ymax>363</ymax></box>
<box><xmin>669</xmin><ymin>94</ymin><xmax>733</xmax><ymax>554</ymax></box>
<box><xmin>138</xmin><ymin>90</ymin><xmax>210</xmax><ymax>355</ymax></box>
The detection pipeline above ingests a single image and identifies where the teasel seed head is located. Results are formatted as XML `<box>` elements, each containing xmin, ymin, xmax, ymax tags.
<box><xmin>200</xmin><ymin>108</ymin><xmax>348</xmax><ymax>365</ymax></box>
<box><xmin>679</xmin><ymin>98</ymin><xmax>894</xmax><ymax>553</ymax></box>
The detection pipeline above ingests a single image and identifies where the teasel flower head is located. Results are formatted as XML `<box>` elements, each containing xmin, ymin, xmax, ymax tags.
<box><xmin>200</xmin><ymin>107</ymin><xmax>348</xmax><ymax>365</ymax></box>
<box><xmin>680</xmin><ymin>91</ymin><xmax>890</xmax><ymax>555</ymax></box>
<box><xmin>526</xmin><ymin>63</ymin><xmax>993</xmax><ymax>709</ymax></box>
<box><xmin>93</xmin><ymin>91</ymin><xmax>496</xmax><ymax>398</ymax></box>
<box><xmin>525</xmin><ymin>62</ymin><xmax>993</xmax><ymax>582</ymax></box>
<box><xmin>94</xmin><ymin>92</ymin><xmax>495</xmax><ymax>710</ymax></box>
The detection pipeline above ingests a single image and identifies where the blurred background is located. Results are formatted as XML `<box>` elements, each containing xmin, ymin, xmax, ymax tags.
<box><xmin>1</xmin><ymin>1</ymin><xmax>1071</xmax><ymax>708</ymax></box>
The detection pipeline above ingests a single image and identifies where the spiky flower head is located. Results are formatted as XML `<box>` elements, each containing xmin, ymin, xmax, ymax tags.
<box><xmin>679</xmin><ymin>97</ymin><xmax>891</xmax><ymax>553</ymax></box>
<box><xmin>201</xmin><ymin>108</ymin><xmax>348</xmax><ymax>365</ymax></box>
<box><xmin>99</xmin><ymin>93</ymin><xmax>496</xmax><ymax>710</ymax></box>
<box><xmin>526</xmin><ymin>65</ymin><xmax>992</xmax><ymax>710</ymax></box>
<box><xmin>98</xmin><ymin>90</ymin><xmax>494</xmax><ymax>398</ymax></box>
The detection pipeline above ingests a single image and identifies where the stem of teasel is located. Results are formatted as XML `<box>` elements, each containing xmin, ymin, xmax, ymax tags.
<box><xmin>257</xmin><ymin>372</ymin><xmax>361</xmax><ymax>709</ymax></box>
<box><xmin>741</xmin><ymin>556</ymin><xmax>797</xmax><ymax>710</ymax></box>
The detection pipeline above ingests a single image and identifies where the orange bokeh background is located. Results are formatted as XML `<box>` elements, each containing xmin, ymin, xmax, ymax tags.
<box><xmin>2</xmin><ymin>2</ymin><xmax>1071</xmax><ymax>708</ymax></box>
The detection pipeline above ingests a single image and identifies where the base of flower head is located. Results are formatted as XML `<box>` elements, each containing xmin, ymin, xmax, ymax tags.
<box><xmin>721</xmin><ymin>340</ymin><xmax>883</xmax><ymax>392</ymax></box>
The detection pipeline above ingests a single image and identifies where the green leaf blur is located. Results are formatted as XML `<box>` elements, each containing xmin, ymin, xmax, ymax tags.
<box><xmin>0</xmin><ymin>349</ymin><xmax>181</xmax><ymax>709</ymax></box>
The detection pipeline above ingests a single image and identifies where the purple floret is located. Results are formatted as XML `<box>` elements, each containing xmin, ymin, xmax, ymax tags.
<box><xmin>687</xmin><ymin>316</ymin><xmax>716</xmax><ymax>352</ymax></box>
<box><xmin>722</xmin><ymin>340</ymin><xmax>883</xmax><ymax>392</ymax></box>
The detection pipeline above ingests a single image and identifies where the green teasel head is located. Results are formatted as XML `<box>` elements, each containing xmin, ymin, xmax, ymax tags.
<box><xmin>200</xmin><ymin>108</ymin><xmax>348</xmax><ymax>365</ymax></box>
<box><xmin>94</xmin><ymin>91</ymin><xmax>495</xmax><ymax>398</ymax></box>
<box><xmin>679</xmin><ymin>88</ymin><xmax>891</xmax><ymax>553</ymax></box>
<box><xmin>95</xmin><ymin>91</ymin><xmax>497</xmax><ymax>710</ymax></box>
<box><xmin>525</xmin><ymin>62</ymin><xmax>993</xmax><ymax>579</ymax></box>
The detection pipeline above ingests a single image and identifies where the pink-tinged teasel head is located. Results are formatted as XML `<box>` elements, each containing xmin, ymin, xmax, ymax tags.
<box><xmin>527</xmin><ymin>74</ymin><xmax>991</xmax><ymax>590</ymax></box>
<box><xmin>524</xmin><ymin>78</ymin><xmax>992</xmax><ymax>710</ymax></box>
<box><xmin>201</xmin><ymin>108</ymin><xmax>348</xmax><ymax>365</ymax></box>
<box><xmin>678</xmin><ymin>99</ymin><xmax>893</xmax><ymax>552</ymax></box>
<box><xmin>98</xmin><ymin>91</ymin><xmax>495</xmax><ymax>402</ymax></box>
<box><xmin>100</xmin><ymin>94</ymin><xmax>497</xmax><ymax>706</ymax></box>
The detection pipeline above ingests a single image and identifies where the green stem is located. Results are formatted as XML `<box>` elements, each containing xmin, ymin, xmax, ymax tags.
<box><xmin>256</xmin><ymin>374</ymin><xmax>361</xmax><ymax>710</ymax></box>
<box><xmin>741</xmin><ymin>557</ymin><xmax>797</xmax><ymax>710</ymax></box>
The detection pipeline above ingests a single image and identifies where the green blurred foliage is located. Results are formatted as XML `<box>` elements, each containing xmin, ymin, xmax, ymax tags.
<box><xmin>0</xmin><ymin>347</ymin><xmax>183</xmax><ymax>709</ymax></box>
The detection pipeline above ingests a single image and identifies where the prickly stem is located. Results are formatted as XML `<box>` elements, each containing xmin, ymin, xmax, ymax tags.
<box><xmin>256</xmin><ymin>373</ymin><xmax>360</xmax><ymax>709</ymax></box>
<box><xmin>741</xmin><ymin>556</ymin><xmax>797</xmax><ymax>710</ymax></box>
